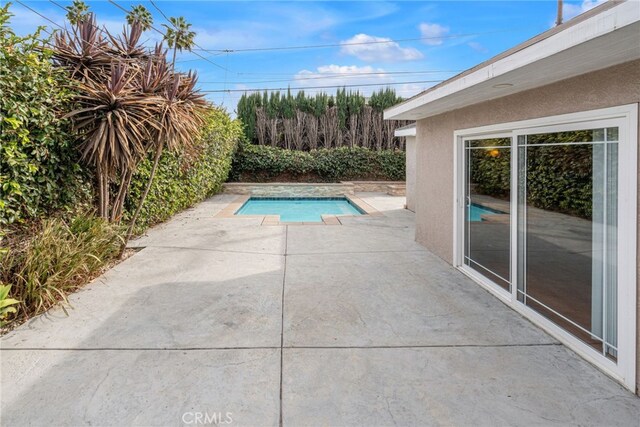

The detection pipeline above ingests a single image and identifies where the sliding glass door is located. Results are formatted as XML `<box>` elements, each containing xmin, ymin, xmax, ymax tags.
<box><xmin>456</xmin><ymin>106</ymin><xmax>636</xmax><ymax>388</ymax></box>
<box><xmin>516</xmin><ymin>127</ymin><xmax>619</xmax><ymax>359</ymax></box>
<box><xmin>464</xmin><ymin>137</ymin><xmax>512</xmax><ymax>291</ymax></box>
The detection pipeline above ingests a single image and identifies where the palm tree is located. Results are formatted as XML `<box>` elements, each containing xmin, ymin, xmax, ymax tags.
<box><xmin>65</xmin><ymin>0</ymin><xmax>90</xmax><ymax>25</ymax></box>
<box><xmin>126</xmin><ymin>5</ymin><xmax>153</xmax><ymax>31</ymax></box>
<box><xmin>161</xmin><ymin>16</ymin><xmax>196</xmax><ymax>67</ymax></box>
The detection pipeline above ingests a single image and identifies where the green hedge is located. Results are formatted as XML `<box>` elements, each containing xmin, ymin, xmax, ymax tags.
<box><xmin>0</xmin><ymin>17</ymin><xmax>90</xmax><ymax>225</ymax></box>
<box><xmin>230</xmin><ymin>143</ymin><xmax>405</xmax><ymax>182</ymax></box>
<box><xmin>470</xmin><ymin>131</ymin><xmax>596</xmax><ymax>219</ymax></box>
<box><xmin>124</xmin><ymin>108</ymin><xmax>242</xmax><ymax>233</ymax></box>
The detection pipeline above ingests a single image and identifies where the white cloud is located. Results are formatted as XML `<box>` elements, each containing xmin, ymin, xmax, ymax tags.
<box><xmin>339</xmin><ymin>34</ymin><xmax>423</xmax><ymax>63</ymax></box>
<box><xmin>563</xmin><ymin>0</ymin><xmax>606</xmax><ymax>21</ymax></box>
<box><xmin>289</xmin><ymin>64</ymin><xmax>436</xmax><ymax>98</ymax></box>
<box><xmin>293</xmin><ymin>65</ymin><xmax>392</xmax><ymax>96</ymax></box>
<box><xmin>418</xmin><ymin>23</ymin><xmax>449</xmax><ymax>46</ymax></box>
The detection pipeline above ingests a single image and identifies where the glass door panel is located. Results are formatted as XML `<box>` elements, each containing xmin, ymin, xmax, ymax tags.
<box><xmin>517</xmin><ymin>128</ymin><xmax>618</xmax><ymax>359</ymax></box>
<box><xmin>464</xmin><ymin>137</ymin><xmax>512</xmax><ymax>291</ymax></box>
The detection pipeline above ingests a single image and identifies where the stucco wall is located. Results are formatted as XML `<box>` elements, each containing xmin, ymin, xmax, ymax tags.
<box><xmin>414</xmin><ymin>59</ymin><xmax>640</xmax><ymax>393</ymax></box>
<box><xmin>405</xmin><ymin>136</ymin><xmax>416</xmax><ymax>212</ymax></box>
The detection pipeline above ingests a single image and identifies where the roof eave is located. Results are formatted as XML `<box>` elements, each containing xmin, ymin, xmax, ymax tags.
<box><xmin>384</xmin><ymin>0</ymin><xmax>639</xmax><ymax>121</ymax></box>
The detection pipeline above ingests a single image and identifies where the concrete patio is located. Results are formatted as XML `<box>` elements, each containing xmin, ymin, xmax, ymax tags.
<box><xmin>1</xmin><ymin>193</ymin><xmax>639</xmax><ymax>426</ymax></box>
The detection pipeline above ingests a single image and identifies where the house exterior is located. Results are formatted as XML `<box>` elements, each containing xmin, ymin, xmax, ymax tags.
<box><xmin>395</xmin><ymin>123</ymin><xmax>417</xmax><ymax>212</ymax></box>
<box><xmin>385</xmin><ymin>0</ymin><xmax>640</xmax><ymax>394</ymax></box>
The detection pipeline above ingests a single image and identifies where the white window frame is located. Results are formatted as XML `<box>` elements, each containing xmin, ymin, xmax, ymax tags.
<box><xmin>452</xmin><ymin>104</ymin><xmax>638</xmax><ymax>391</ymax></box>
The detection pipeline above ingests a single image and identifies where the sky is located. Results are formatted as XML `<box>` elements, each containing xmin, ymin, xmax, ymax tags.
<box><xmin>8</xmin><ymin>0</ymin><xmax>606</xmax><ymax>115</ymax></box>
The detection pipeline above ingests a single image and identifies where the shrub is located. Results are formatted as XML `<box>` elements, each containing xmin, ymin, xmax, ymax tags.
<box><xmin>124</xmin><ymin>107</ymin><xmax>243</xmax><ymax>233</ymax></box>
<box><xmin>0</xmin><ymin>213</ymin><xmax>123</xmax><ymax>320</ymax></box>
<box><xmin>0</xmin><ymin>6</ymin><xmax>90</xmax><ymax>225</ymax></box>
<box><xmin>470</xmin><ymin>131</ymin><xmax>594</xmax><ymax>219</ymax></box>
<box><xmin>230</xmin><ymin>143</ymin><xmax>405</xmax><ymax>182</ymax></box>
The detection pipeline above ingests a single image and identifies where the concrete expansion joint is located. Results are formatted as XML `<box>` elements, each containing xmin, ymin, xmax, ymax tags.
<box><xmin>0</xmin><ymin>343</ymin><xmax>564</xmax><ymax>351</ymax></box>
<box><xmin>279</xmin><ymin>225</ymin><xmax>288</xmax><ymax>427</ymax></box>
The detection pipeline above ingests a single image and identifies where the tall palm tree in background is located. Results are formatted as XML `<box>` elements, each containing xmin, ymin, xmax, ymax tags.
<box><xmin>162</xmin><ymin>16</ymin><xmax>196</xmax><ymax>67</ymax></box>
<box><xmin>126</xmin><ymin>5</ymin><xmax>153</xmax><ymax>31</ymax></box>
<box><xmin>65</xmin><ymin>0</ymin><xmax>90</xmax><ymax>25</ymax></box>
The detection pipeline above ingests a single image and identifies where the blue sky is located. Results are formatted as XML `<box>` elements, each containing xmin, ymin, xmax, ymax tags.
<box><xmin>10</xmin><ymin>1</ymin><xmax>604</xmax><ymax>114</ymax></box>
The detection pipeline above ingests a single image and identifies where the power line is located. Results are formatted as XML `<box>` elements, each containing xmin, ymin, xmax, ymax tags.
<box><xmin>146</xmin><ymin>0</ymin><xmax>230</xmax><ymax>71</ymax></box>
<box><xmin>15</xmin><ymin>0</ymin><xmax>64</xmax><ymax>30</ymax></box>
<box><xmin>198</xmin><ymin>70</ymin><xmax>461</xmax><ymax>85</ymax></box>
<box><xmin>176</xmin><ymin>27</ymin><xmax>525</xmax><ymax>64</ymax></box>
<box><xmin>201</xmin><ymin>79</ymin><xmax>444</xmax><ymax>93</ymax></box>
<box><xmin>49</xmin><ymin>0</ymin><xmax>119</xmax><ymax>39</ymax></box>
<box><xmin>148</xmin><ymin>0</ymin><xmax>171</xmax><ymax>23</ymax></box>
<box><xmin>235</xmin><ymin>70</ymin><xmax>460</xmax><ymax>77</ymax></box>
<box><xmin>106</xmin><ymin>0</ymin><xmax>228</xmax><ymax>71</ymax></box>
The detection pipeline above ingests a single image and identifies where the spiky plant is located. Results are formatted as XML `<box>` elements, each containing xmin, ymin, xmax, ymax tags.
<box><xmin>126</xmin><ymin>5</ymin><xmax>153</xmax><ymax>31</ymax></box>
<box><xmin>64</xmin><ymin>63</ymin><xmax>161</xmax><ymax>219</ymax></box>
<box><xmin>122</xmin><ymin>71</ymin><xmax>207</xmax><ymax>250</ymax></box>
<box><xmin>106</xmin><ymin>47</ymin><xmax>171</xmax><ymax>223</ymax></box>
<box><xmin>54</xmin><ymin>10</ymin><xmax>210</xmax><ymax>236</ymax></box>
<box><xmin>108</xmin><ymin>20</ymin><xmax>146</xmax><ymax>60</ymax></box>
<box><xmin>161</xmin><ymin>16</ymin><xmax>196</xmax><ymax>66</ymax></box>
<box><xmin>53</xmin><ymin>14</ymin><xmax>111</xmax><ymax>81</ymax></box>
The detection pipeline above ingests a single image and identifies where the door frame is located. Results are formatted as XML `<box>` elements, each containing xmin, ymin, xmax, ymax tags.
<box><xmin>452</xmin><ymin>104</ymin><xmax>638</xmax><ymax>391</ymax></box>
<box><xmin>455</xmin><ymin>132</ymin><xmax>513</xmax><ymax>302</ymax></box>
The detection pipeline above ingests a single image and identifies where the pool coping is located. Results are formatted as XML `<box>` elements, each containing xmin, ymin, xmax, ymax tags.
<box><xmin>214</xmin><ymin>195</ymin><xmax>382</xmax><ymax>225</ymax></box>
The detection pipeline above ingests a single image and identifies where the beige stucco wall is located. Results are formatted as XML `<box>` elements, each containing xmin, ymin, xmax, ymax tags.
<box><xmin>414</xmin><ymin>59</ymin><xmax>640</xmax><ymax>393</ymax></box>
<box><xmin>405</xmin><ymin>136</ymin><xmax>416</xmax><ymax>212</ymax></box>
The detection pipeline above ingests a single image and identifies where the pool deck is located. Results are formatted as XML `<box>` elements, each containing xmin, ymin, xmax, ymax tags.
<box><xmin>2</xmin><ymin>193</ymin><xmax>639</xmax><ymax>426</ymax></box>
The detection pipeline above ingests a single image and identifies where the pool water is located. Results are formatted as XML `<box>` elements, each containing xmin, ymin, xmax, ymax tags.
<box><xmin>236</xmin><ymin>197</ymin><xmax>364</xmax><ymax>222</ymax></box>
<box><xmin>468</xmin><ymin>203</ymin><xmax>503</xmax><ymax>222</ymax></box>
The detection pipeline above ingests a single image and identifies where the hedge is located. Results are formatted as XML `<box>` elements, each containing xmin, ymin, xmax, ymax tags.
<box><xmin>470</xmin><ymin>131</ymin><xmax>596</xmax><ymax>219</ymax></box>
<box><xmin>0</xmin><ymin>17</ymin><xmax>90</xmax><ymax>225</ymax></box>
<box><xmin>124</xmin><ymin>107</ymin><xmax>243</xmax><ymax>233</ymax></box>
<box><xmin>229</xmin><ymin>143</ymin><xmax>405</xmax><ymax>182</ymax></box>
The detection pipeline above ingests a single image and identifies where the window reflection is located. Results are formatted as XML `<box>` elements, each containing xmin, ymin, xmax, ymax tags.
<box><xmin>518</xmin><ymin>128</ymin><xmax>618</xmax><ymax>360</ymax></box>
<box><xmin>465</xmin><ymin>138</ymin><xmax>511</xmax><ymax>291</ymax></box>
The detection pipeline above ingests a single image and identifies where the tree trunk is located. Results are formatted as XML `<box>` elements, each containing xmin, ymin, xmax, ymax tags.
<box><xmin>111</xmin><ymin>168</ymin><xmax>133</xmax><ymax>223</ymax></box>
<box><xmin>97</xmin><ymin>162</ymin><xmax>108</xmax><ymax>219</ymax></box>
<box><xmin>120</xmin><ymin>144</ymin><xmax>163</xmax><ymax>258</ymax></box>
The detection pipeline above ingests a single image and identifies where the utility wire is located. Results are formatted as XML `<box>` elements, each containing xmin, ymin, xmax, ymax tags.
<box><xmin>235</xmin><ymin>69</ymin><xmax>462</xmax><ymax>77</ymax></box>
<box><xmin>201</xmin><ymin>79</ymin><xmax>444</xmax><ymax>93</ymax></box>
<box><xmin>148</xmin><ymin>0</ymin><xmax>171</xmax><ymax>22</ymax></box>
<box><xmin>106</xmin><ymin>0</ymin><xmax>228</xmax><ymax>71</ymax></box>
<box><xmin>177</xmin><ymin>27</ymin><xmax>524</xmax><ymax>63</ymax></box>
<box><xmin>15</xmin><ymin>0</ymin><xmax>64</xmax><ymax>30</ymax></box>
<box><xmin>146</xmin><ymin>0</ymin><xmax>230</xmax><ymax>71</ymax></box>
<box><xmin>198</xmin><ymin>70</ymin><xmax>461</xmax><ymax>85</ymax></box>
<box><xmin>49</xmin><ymin>0</ymin><xmax>117</xmax><ymax>39</ymax></box>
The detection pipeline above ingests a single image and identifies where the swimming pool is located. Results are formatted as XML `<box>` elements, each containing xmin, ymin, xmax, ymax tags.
<box><xmin>235</xmin><ymin>197</ymin><xmax>364</xmax><ymax>222</ymax></box>
<box><xmin>468</xmin><ymin>203</ymin><xmax>504</xmax><ymax>222</ymax></box>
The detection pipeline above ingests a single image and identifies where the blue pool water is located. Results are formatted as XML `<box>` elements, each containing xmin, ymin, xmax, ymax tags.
<box><xmin>236</xmin><ymin>197</ymin><xmax>364</xmax><ymax>222</ymax></box>
<box><xmin>469</xmin><ymin>203</ymin><xmax>503</xmax><ymax>222</ymax></box>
